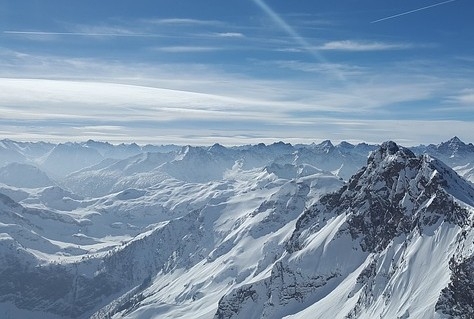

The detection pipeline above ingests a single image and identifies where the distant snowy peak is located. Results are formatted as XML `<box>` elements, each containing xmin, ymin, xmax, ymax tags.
<box><xmin>437</xmin><ymin>136</ymin><xmax>474</xmax><ymax>156</ymax></box>
<box><xmin>83</xmin><ymin>140</ymin><xmax>143</xmax><ymax>159</ymax></box>
<box><xmin>208</xmin><ymin>143</ymin><xmax>229</xmax><ymax>154</ymax></box>
<box><xmin>0</xmin><ymin>163</ymin><xmax>54</xmax><ymax>188</ymax></box>
<box><xmin>35</xmin><ymin>140</ymin><xmax>178</xmax><ymax>178</ymax></box>
<box><xmin>413</xmin><ymin>136</ymin><xmax>474</xmax><ymax>159</ymax></box>
<box><xmin>0</xmin><ymin>142</ymin><xmax>27</xmax><ymax>167</ymax></box>
<box><xmin>176</xmin><ymin>145</ymin><xmax>206</xmax><ymax>160</ymax></box>
<box><xmin>38</xmin><ymin>143</ymin><xmax>104</xmax><ymax>177</ymax></box>
<box><xmin>411</xmin><ymin>137</ymin><xmax>474</xmax><ymax>183</ymax></box>
<box><xmin>316</xmin><ymin>139</ymin><xmax>335</xmax><ymax>152</ymax></box>
<box><xmin>0</xmin><ymin>139</ymin><xmax>54</xmax><ymax>160</ymax></box>
<box><xmin>245</xmin><ymin>141</ymin><xmax>294</xmax><ymax>155</ymax></box>
<box><xmin>62</xmin><ymin>151</ymin><xmax>175</xmax><ymax>197</ymax></box>
<box><xmin>305</xmin><ymin>140</ymin><xmax>378</xmax><ymax>156</ymax></box>
<box><xmin>83</xmin><ymin>139</ymin><xmax>113</xmax><ymax>149</ymax></box>
<box><xmin>336</xmin><ymin>141</ymin><xmax>355</xmax><ymax>150</ymax></box>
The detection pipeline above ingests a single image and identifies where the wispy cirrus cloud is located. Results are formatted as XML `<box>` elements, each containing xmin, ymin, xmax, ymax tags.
<box><xmin>448</xmin><ymin>89</ymin><xmax>474</xmax><ymax>105</ymax></box>
<box><xmin>317</xmin><ymin>40</ymin><xmax>413</xmax><ymax>51</ymax></box>
<box><xmin>3</xmin><ymin>19</ymin><xmax>233</xmax><ymax>40</ymax></box>
<box><xmin>144</xmin><ymin>18</ymin><xmax>225</xmax><ymax>27</ymax></box>
<box><xmin>0</xmin><ymin>62</ymin><xmax>447</xmax><ymax>126</ymax></box>
<box><xmin>3</xmin><ymin>29</ymin><xmax>153</xmax><ymax>38</ymax></box>
<box><xmin>214</xmin><ymin>32</ymin><xmax>245</xmax><ymax>38</ymax></box>
<box><xmin>154</xmin><ymin>46</ymin><xmax>223</xmax><ymax>53</ymax></box>
<box><xmin>272</xmin><ymin>60</ymin><xmax>366</xmax><ymax>76</ymax></box>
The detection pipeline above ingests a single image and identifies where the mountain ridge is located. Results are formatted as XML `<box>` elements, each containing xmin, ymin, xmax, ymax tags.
<box><xmin>214</xmin><ymin>141</ymin><xmax>474</xmax><ymax>319</ymax></box>
<box><xmin>0</xmin><ymin>138</ymin><xmax>473</xmax><ymax>318</ymax></box>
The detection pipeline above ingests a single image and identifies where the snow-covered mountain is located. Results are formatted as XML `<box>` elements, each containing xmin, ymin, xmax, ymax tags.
<box><xmin>0</xmin><ymin>138</ymin><xmax>473</xmax><ymax>318</ymax></box>
<box><xmin>0</xmin><ymin>139</ymin><xmax>182</xmax><ymax>179</ymax></box>
<box><xmin>60</xmin><ymin>141</ymin><xmax>372</xmax><ymax>198</ymax></box>
<box><xmin>215</xmin><ymin>141</ymin><xmax>474</xmax><ymax>319</ymax></box>
<box><xmin>0</xmin><ymin>139</ymin><xmax>54</xmax><ymax>167</ymax></box>
<box><xmin>413</xmin><ymin>136</ymin><xmax>474</xmax><ymax>184</ymax></box>
<box><xmin>0</xmin><ymin>163</ymin><xmax>55</xmax><ymax>188</ymax></box>
<box><xmin>0</xmin><ymin>156</ymin><xmax>344</xmax><ymax>318</ymax></box>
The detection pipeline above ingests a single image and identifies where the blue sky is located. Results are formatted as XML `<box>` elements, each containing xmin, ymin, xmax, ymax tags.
<box><xmin>0</xmin><ymin>0</ymin><xmax>473</xmax><ymax>145</ymax></box>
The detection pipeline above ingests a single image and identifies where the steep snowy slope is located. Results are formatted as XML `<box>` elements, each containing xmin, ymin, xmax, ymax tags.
<box><xmin>91</xmin><ymin>167</ymin><xmax>344</xmax><ymax>319</ymax></box>
<box><xmin>38</xmin><ymin>143</ymin><xmax>105</xmax><ymax>178</ymax></box>
<box><xmin>0</xmin><ymin>155</ymin><xmax>344</xmax><ymax>318</ymax></box>
<box><xmin>63</xmin><ymin>151</ymin><xmax>176</xmax><ymax>197</ymax></box>
<box><xmin>214</xmin><ymin>142</ymin><xmax>474</xmax><ymax>319</ymax></box>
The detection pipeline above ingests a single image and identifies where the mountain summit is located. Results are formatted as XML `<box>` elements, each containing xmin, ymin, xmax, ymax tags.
<box><xmin>216</xmin><ymin>141</ymin><xmax>474</xmax><ymax>319</ymax></box>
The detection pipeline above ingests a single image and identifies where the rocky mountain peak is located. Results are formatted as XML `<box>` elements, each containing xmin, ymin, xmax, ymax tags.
<box><xmin>337</xmin><ymin>141</ymin><xmax>354</xmax><ymax>149</ymax></box>
<box><xmin>449</xmin><ymin>135</ymin><xmax>462</xmax><ymax>144</ymax></box>
<box><xmin>367</xmin><ymin>141</ymin><xmax>415</xmax><ymax>166</ymax></box>
<box><xmin>315</xmin><ymin>139</ymin><xmax>335</xmax><ymax>153</ymax></box>
<box><xmin>209</xmin><ymin>143</ymin><xmax>226</xmax><ymax>152</ymax></box>
<box><xmin>437</xmin><ymin>136</ymin><xmax>474</xmax><ymax>155</ymax></box>
<box><xmin>289</xmin><ymin>141</ymin><xmax>471</xmax><ymax>253</ymax></box>
<box><xmin>380</xmin><ymin>140</ymin><xmax>399</xmax><ymax>154</ymax></box>
<box><xmin>444</xmin><ymin>136</ymin><xmax>464</xmax><ymax>148</ymax></box>
<box><xmin>176</xmin><ymin>145</ymin><xmax>207</xmax><ymax>160</ymax></box>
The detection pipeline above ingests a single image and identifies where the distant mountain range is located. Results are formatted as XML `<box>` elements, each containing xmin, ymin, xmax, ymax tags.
<box><xmin>0</xmin><ymin>137</ymin><xmax>473</xmax><ymax>318</ymax></box>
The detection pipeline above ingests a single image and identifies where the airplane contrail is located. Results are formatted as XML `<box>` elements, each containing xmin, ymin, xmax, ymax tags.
<box><xmin>251</xmin><ymin>0</ymin><xmax>346</xmax><ymax>82</ymax></box>
<box><xmin>371</xmin><ymin>0</ymin><xmax>457</xmax><ymax>23</ymax></box>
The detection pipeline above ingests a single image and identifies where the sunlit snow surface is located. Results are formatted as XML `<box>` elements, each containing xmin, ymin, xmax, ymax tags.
<box><xmin>0</xmin><ymin>138</ymin><xmax>473</xmax><ymax>318</ymax></box>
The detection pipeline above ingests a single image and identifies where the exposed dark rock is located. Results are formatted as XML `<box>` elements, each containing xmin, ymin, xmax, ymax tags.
<box><xmin>436</xmin><ymin>255</ymin><xmax>474</xmax><ymax>318</ymax></box>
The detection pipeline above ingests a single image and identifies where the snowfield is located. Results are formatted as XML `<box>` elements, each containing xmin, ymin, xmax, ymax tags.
<box><xmin>0</xmin><ymin>137</ymin><xmax>473</xmax><ymax>318</ymax></box>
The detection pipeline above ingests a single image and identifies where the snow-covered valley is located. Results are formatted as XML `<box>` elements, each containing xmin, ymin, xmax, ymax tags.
<box><xmin>0</xmin><ymin>137</ymin><xmax>473</xmax><ymax>318</ymax></box>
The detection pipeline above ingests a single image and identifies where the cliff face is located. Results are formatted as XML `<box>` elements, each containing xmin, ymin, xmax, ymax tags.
<box><xmin>437</xmin><ymin>255</ymin><xmax>474</xmax><ymax>319</ymax></box>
